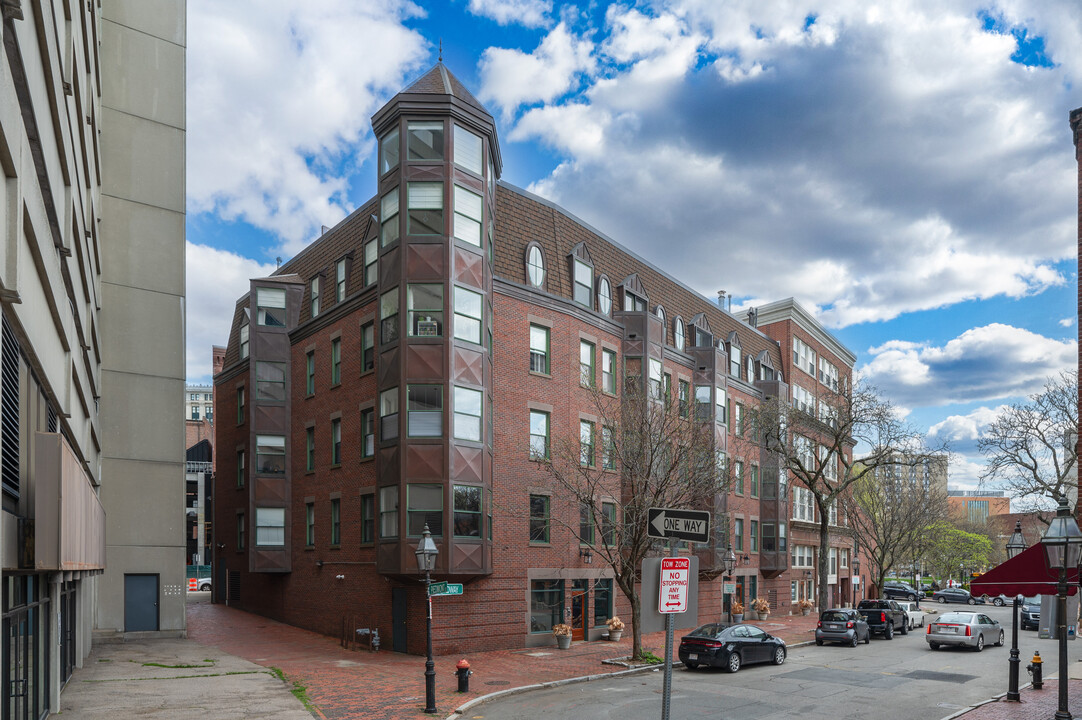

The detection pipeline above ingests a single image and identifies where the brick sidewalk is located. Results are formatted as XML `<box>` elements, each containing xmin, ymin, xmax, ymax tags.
<box><xmin>186</xmin><ymin>602</ymin><xmax>821</xmax><ymax>719</ymax></box>
<box><xmin>950</xmin><ymin>680</ymin><xmax>1082</xmax><ymax>720</ymax></box>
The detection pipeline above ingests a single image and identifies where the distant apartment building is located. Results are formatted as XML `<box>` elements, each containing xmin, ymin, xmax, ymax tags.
<box><xmin>0</xmin><ymin>1</ymin><xmax>186</xmax><ymax>716</ymax></box>
<box><xmin>948</xmin><ymin>490</ymin><xmax>1011</xmax><ymax>525</ymax></box>
<box><xmin>186</xmin><ymin>384</ymin><xmax>214</xmax><ymax>422</ymax></box>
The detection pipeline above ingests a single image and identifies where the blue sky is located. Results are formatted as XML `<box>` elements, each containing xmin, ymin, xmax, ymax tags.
<box><xmin>185</xmin><ymin>0</ymin><xmax>1081</xmax><ymax>492</ymax></box>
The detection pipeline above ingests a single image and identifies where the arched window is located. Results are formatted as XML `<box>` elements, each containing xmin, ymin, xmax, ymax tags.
<box><xmin>655</xmin><ymin>305</ymin><xmax>665</xmax><ymax>324</ymax></box>
<box><xmin>598</xmin><ymin>276</ymin><xmax>612</xmax><ymax>315</ymax></box>
<box><xmin>525</xmin><ymin>243</ymin><xmax>545</xmax><ymax>288</ymax></box>
<box><xmin>674</xmin><ymin>317</ymin><xmax>685</xmax><ymax>351</ymax></box>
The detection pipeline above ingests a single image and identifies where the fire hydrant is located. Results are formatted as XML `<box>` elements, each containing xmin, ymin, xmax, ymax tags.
<box><xmin>455</xmin><ymin>659</ymin><xmax>472</xmax><ymax>693</ymax></box>
<box><xmin>1027</xmin><ymin>651</ymin><xmax>1043</xmax><ymax>689</ymax></box>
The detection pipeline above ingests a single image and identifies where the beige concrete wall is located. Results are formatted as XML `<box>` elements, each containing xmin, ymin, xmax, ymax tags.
<box><xmin>97</xmin><ymin>0</ymin><xmax>186</xmax><ymax>634</ymax></box>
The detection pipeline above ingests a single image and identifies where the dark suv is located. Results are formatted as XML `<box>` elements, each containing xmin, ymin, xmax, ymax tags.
<box><xmin>1021</xmin><ymin>597</ymin><xmax>1040</xmax><ymax>631</ymax></box>
<box><xmin>882</xmin><ymin>582</ymin><xmax>920</xmax><ymax>602</ymax></box>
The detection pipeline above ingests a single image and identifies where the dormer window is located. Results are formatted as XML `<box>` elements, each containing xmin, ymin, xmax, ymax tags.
<box><xmin>727</xmin><ymin>332</ymin><xmax>741</xmax><ymax>378</ymax></box>
<box><xmin>623</xmin><ymin>291</ymin><xmax>646</xmax><ymax>312</ymax></box>
<box><xmin>239</xmin><ymin>323</ymin><xmax>249</xmax><ymax>359</ymax></box>
<box><xmin>758</xmin><ymin>350</ymin><xmax>776</xmax><ymax>381</ymax></box>
<box><xmin>689</xmin><ymin>313</ymin><xmax>711</xmax><ymax>347</ymax></box>
<box><xmin>619</xmin><ymin>273</ymin><xmax>649</xmax><ymax>313</ymax></box>
<box><xmin>408</xmin><ymin>121</ymin><xmax>444</xmax><ymax>161</ymax></box>
<box><xmin>380</xmin><ymin>128</ymin><xmax>399</xmax><ymax>175</ymax></box>
<box><xmin>336</xmin><ymin>259</ymin><xmax>348</xmax><ymax>302</ymax></box>
<box><xmin>256</xmin><ymin>287</ymin><xmax>286</xmax><ymax>327</ymax></box>
<box><xmin>454</xmin><ymin>124</ymin><xmax>483</xmax><ymax>175</ymax></box>
<box><xmin>573</xmin><ymin>259</ymin><xmax>592</xmax><ymax>308</ymax></box>
<box><xmin>655</xmin><ymin>305</ymin><xmax>665</xmax><ymax>326</ymax></box>
<box><xmin>310</xmin><ymin>277</ymin><xmax>320</xmax><ymax>317</ymax></box>
<box><xmin>674</xmin><ymin>317</ymin><xmax>685</xmax><ymax>351</ymax></box>
<box><xmin>525</xmin><ymin>244</ymin><xmax>545</xmax><ymax>287</ymax></box>
<box><xmin>597</xmin><ymin>276</ymin><xmax>612</xmax><ymax>315</ymax></box>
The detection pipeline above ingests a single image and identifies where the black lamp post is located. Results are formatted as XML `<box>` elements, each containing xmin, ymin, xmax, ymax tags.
<box><xmin>1005</xmin><ymin>520</ymin><xmax>1027</xmax><ymax>702</ymax></box>
<box><xmin>1040</xmin><ymin>497</ymin><xmax>1082</xmax><ymax>720</ymax></box>
<box><xmin>415</xmin><ymin>523</ymin><xmax>439</xmax><ymax>714</ymax></box>
<box><xmin>722</xmin><ymin>545</ymin><xmax>736</xmax><ymax>620</ymax></box>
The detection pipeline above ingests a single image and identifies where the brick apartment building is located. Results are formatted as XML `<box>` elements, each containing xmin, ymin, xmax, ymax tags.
<box><xmin>213</xmin><ymin>64</ymin><xmax>860</xmax><ymax>654</ymax></box>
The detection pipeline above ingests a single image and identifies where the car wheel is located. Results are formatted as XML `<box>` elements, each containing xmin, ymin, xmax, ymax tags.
<box><xmin>772</xmin><ymin>647</ymin><xmax>786</xmax><ymax>665</ymax></box>
<box><xmin>815</xmin><ymin>639</ymin><xmax>824</xmax><ymax>646</ymax></box>
<box><xmin>727</xmin><ymin>652</ymin><xmax>742</xmax><ymax>673</ymax></box>
<box><xmin>864</xmin><ymin>631</ymin><xmax>871</xmax><ymax>645</ymax></box>
<box><xmin>884</xmin><ymin>625</ymin><xmax>894</xmax><ymax>640</ymax></box>
<box><xmin>683</xmin><ymin>661</ymin><xmax>699</xmax><ymax>670</ymax></box>
<box><xmin>968</xmin><ymin>598</ymin><xmax>976</xmax><ymax>605</ymax></box>
<box><xmin>996</xmin><ymin>630</ymin><xmax>1005</xmax><ymax>647</ymax></box>
<box><xmin>938</xmin><ymin>597</ymin><xmax>947</xmax><ymax>604</ymax></box>
<box><xmin>908</xmin><ymin>594</ymin><xmax>917</xmax><ymax>602</ymax></box>
<box><xmin>919</xmin><ymin>618</ymin><xmax>924</xmax><ymax>628</ymax></box>
<box><xmin>900</xmin><ymin>621</ymin><xmax>908</xmax><ymax>636</ymax></box>
<box><xmin>993</xmin><ymin>597</ymin><xmax>1005</xmax><ymax>607</ymax></box>
<box><xmin>974</xmin><ymin>635</ymin><xmax>984</xmax><ymax>652</ymax></box>
<box><xmin>198</xmin><ymin>583</ymin><xmax>210</xmax><ymax>591</ymax></box>
<box><xmin>930</xmin><ymin>642</ymin><xmax>940</xmax><ymax>650</ymax></box>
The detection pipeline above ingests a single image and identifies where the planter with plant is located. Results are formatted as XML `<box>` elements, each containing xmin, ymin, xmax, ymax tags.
<box><xmin>798</xmin><ymin>599</ymin><xmax>814</xmax><ymax>616</ymax></box>
<box><xmin>552</xmin><ymin>623</ymin><xmax>572</xmax><ymax>649</ymax></box>
<box><xmin>606</xmin><ymin>616</ymin><xmax>625</xmax><ymax>641</ymax></box>
<box><xmin>731</xmin><ymin>600</ymin><xmax>744</xmax><ymax>623</ymax></box>
<box><xmin>752</xmin><ymin>597</ymin><xmax>770</xmax><ymax>620</ymax></box>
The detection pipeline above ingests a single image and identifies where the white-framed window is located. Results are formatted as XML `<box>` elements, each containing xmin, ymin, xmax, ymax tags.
<box><xmin>453</xmin><ymin>124</ymin><xmax>482</xmax><ymax>174</ymax></box>
<box><xmin>408</xmin><ymin>182</ymin><xmax>443</xmax><ymax>235</ymax></box>
<box><xmin>840</xmin><ymin>548</ymin><xmax>849</xmax><ymax>570</ymax></box>
<box><xmin>791</xmin><ymin>544</ymin><xmax>813</xmax><ymax>568</ymax></box>
<box><xmin>674</xmin><ymin>317</ymin><xmax>685</xmax><ymax>351</ymax></box>
<box><xmin>792</xmin><ymin>337</ymin><xmax>816</xmax><ymax>376</ymax></box>
<box><xmin>454</xmin><ymin>286</ymin><xmax>482</xmax><ymax>344</ymax></box>
<box><xmin>818</xmin><ymin>356</ymin><xmax>839</xmax><ymax>392</ymax></box>
<box><xmin>828</xmin><ymin>498</ymin><xmax>839</xmax><ymax>526</ymax></box>
<box><xmin>255</xmin><ymin>507</ymin><xmax>286</xmax><ymax>546</ymax></box>
<box><xmin>526</xmin><ymin>245</ymin><xmax>545</xmax><ymax>287</ymax></box>
<box><xmin>573</xmin><ymin>259</ymin><xmax>592</xmax><ymax>308</ymax></box>
<box><xmin>454</xmin><ymin>386</ymin><xmax>482</xmax><ymax>442</ymax></box>
<box><xmin>381</xmin><ymin>188</ymin><xmax>400</xmax><ymax>246</ymax></box>
<box><xmin>792</xmin><ymin>384</ymin><xmax>814</xmax><ymax>414</ymax></box>
<box><xmin>792</xmin><ymin>486</ymin><xmax>815</xmax><ymax>522</ymax></box>
<box><xmin>598</xmin><ymin>276</ymin><xmax>612</xmax><ymax>315</ymax></box>
<box><xmin>310</xmin><ymin>277</ymin><xmax>320</xmax><ymax>317</ymax></box>
<box><xmin>820</xmin><ymin>445</ymin><xmax>838</xmax><ymax>482</ymax></box>
<box><xmin>453</xmin><ymin>185</ymin><xmax>483</xmax><ymax>246</ymax></box>
<box><xmin>256</xmin><ymin>287</ymin><xmax>286</xmax><ymax>327</ymax></box>
<box><xmin>829</xmin><ymin>547</ymin><xmax>838</xmax><ymax>576</ymax></box>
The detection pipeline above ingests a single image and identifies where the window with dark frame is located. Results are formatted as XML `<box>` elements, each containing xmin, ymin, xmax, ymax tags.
<box><xmin>380</xmin><ymin>387</ymin><xmax>399</xmax><ymax>441</ymax></box>
<box><xmin>530</xmin><ymin>325</ymin><xmax>549</xmax><ymax>373</ymax></box>
<box><xmin>236</xmin><ymin>450</ymin><xmax>245</xmax><ymax>488</ymax></box>
<box><xmin>380</xmin><ymin>486</ymin><xmax>398</xmax><ymax>538</ymax></box>
<box><xmin>454</xmin><ymin>286</ymin><xmax>482</xmax><ymax>344</ymax></box>
<box><xmin>306</xmin><ymin>352</ymin><xmax>315</xmax><ymax>395</ymax></box>
<box><xmin>361</xmin><ymin>494</ymin><xmax>375</xmax><ymax>544</ymax></box>
<box><xmin>331</xmin><ymin>338</ymin><xmax>341</xmax><ymax>385</ymax></box>
<box><xmin>364</xmin><ymin>239</ymin><xmax>378</xmax><ymax>286</ymax></box>
<box><xmin>407</xmin><ymin>284</ymin><xmax>444</xmax><ymax>337</ymax></box>
<box><xmin>579</xmin><ymin>340</ymin><xmax>594</xmax><ymax>386</ymax></box>
<box><xmin>331</xmin><ymin>498</ymin><xmax>341</xmax><ymax>545</ymax></box>
<box><xmin>579</xmin><ymin>420</ymin><xmax>594</xmax><ymax>467</ymax></box>
<box><xmin>407</xmin><ymin>483</ymin><xmax>443</xmax><ymax>536</ymax></box>
<box><xmin>306</xmin><ymin>428</ymin><xmax>315</xmax><ymax>471</ymax></box>
<box><xmin>407</xmin><ymin>385</ymin><xmax>442</xmax><ymax>437</ymax></box>
<box><xmin>237</xmin><ymin>386</ymin><xmax>245</xmax><ymax>423</ymax></box>
<box><xmin>602</xmin><ymin>349</ymin><xmax>616</xmax><ymax>393</ymax></box>
<box><xmin>256</xmin><ymin>361</ymin><xmax>286</xmax><ymax>401</ymax></box>
<box><xmin>237</xmin><ymin>512</ymin><xmax>245</xmax><ymax>549</ymax></box>
<box><xmin>407</xmin><ymin>182</ymin><xmax>444</xmax><ymax>235</ymax></box>
<box><xmin>255</xmin><ymin>507</ymin><xmax>286</xmax><ymax>546</ymax></box>
<box><xmin>679</xmin><ymin>379</ymin><xmax>689</xmax><ymax>418</ymax></box>
<box><xmin>361</xmin><ymin>408</ymin><xmax>375</xmax><ymax>458</ymax></box>
<box><xmin>601</xmin><ymin>501</ymin><xmax>616</xmax><ymax>545</ymax></box>
<box><xmin>381</xmin><ymin>188</ymin><xmax>400</xmax><ymax>246</ymax></box>
<box><xmin>305</xmin><ymin>502</ymin><xmax>315</xmax><ymax>546</ymax></box>
<box><xmin>361</xmin><ymin>322</ymin><xmax>375</xmax><ymax>372</ymax></box>
<box><xmin>579</xmin><ymin>502</ymin><xmax>594</xmax><ymax>545</ymax></box>
<box><xmin>336</xmin><ymin>259</ymin><xmax>347</xmax><ymax>302</ymax></box>
<box><xmin>310</xmin><ymin>276</ymin><xmax>320</xmax><ymax>317</ymax></box>
<box><xmin>529</xmin><ymin>494</ymin><xmax>550</xmax><ymax>543</ymax></box>
<box><xmin>381</xmin><ymin>289</ymin><xmax>399</xmax><ymax>343</ymax></box>
<box><xmin>453</xmin><ymin>485</ymin><xmax>482</xmax><ymax>537</ymax></box>
<box><xmin>331</xmin><ymin>418</ymin><xmax>341</xmax><ymax>465</ymax></box>
<box><xmin>529</xmin><ymin>410</ymin><xmax>549</xmax><ymax>460</ymax></box>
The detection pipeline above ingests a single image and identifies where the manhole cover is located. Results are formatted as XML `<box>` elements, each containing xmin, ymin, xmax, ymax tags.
<box><xmin>905</xmin><ymin>670</ymin><xmax>978</xmax><ymax>684</ymax></box>
<box><xmin>485</xmin><ymin>680</ymin><xmax>510</xmax><ymax>686</ymax></box>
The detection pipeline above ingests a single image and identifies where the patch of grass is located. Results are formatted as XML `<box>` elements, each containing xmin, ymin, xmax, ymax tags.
<box><xmin>268</xmin><ymin>666</ymin><xmax>316</xmax><ymax>713</ymax></box>
<box><xmin>634</xmin><ymin>650</ymin><xmax>664</xmax><ymax>664</ymax></box>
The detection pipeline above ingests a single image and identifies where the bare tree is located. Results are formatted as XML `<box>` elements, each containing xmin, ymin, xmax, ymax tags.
<box><xmin>752</xmin><ymin>379</ymin><xmax>938</xmax><ymax>611</ymax></box>
<box><xmin>533</xmin><ymin>381</ymin><xmax>730</xmax><ymax>661</ymax></box>
<box><xmin>843</xmin><ymin>462</ymin><xmax>948</xmax><ymax>594</ymax></box>
<box><xmin>979</xmin><ymin>371</ymin><xmax>1078</xmax><ymax>512</ymax></box>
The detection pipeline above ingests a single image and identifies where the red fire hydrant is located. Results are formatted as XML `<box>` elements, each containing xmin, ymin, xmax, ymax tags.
<box><xmin>455</xmin><ymin>658</ymin><xmax>472</xmax><ymax>692</ymax></box>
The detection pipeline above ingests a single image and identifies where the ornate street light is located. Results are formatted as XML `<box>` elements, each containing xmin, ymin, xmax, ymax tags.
<box><xmin>415</xmin><ymin>524</ymin><xmax>439</xmax><ymax>714</ymax></box>
<box><xmin>722</xmin><ymin>545</ymin><xmax>736</xmax><ymax>621</ymax></box>
<box><xmin>1005</xmin><ymin>520</ymin><xmax>1027</xmax><ymax>702</ymax></box>
<box><xmin>1041</xmin><ymin>497</ymin><xmax>1082</xmax><ymax>720</ymax></box>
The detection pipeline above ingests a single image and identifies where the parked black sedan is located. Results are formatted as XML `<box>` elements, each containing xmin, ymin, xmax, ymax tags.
<box><xmin>678</xmin><ymin>623</ymin><xmax>787</xmax><ymax>672</ymax></box>
<box><xmin>932</xmin><ymin>588</ymin><xmax>984</xmax><ymax>605</ymax></box>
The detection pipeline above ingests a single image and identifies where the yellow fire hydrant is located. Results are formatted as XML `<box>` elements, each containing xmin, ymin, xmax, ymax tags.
<box><xmin>1027</xmin><ymin>650</ymin><xmax>1043</xmax><ymax>689</ymax></box>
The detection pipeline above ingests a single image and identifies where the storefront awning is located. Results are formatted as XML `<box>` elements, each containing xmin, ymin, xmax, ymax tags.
<box><xmin>970</xmin><ymin>543</ymin><xmax>1078</xmax><ymax>598</ymax></box>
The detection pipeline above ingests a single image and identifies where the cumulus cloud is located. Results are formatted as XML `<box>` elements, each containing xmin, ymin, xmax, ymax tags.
<box><xmin>187</xmin><ymin>1</ymin><xmax>427</xmax><ymax>254</ymax></box>
<box><xmin>468</xmin><ymin>0</ymin><xmax>552</xmax><ymax>28</ymax></box>
<box><xmin>927</xmin><ymin>406</ymin><xmax>1007</xmax><ymax>454</ymax></box>
<box><xmin>860</xmin><ymin>323</ymin><xmax>1076</xmax><ymax>407</ymax></box>
<box><xmin>186</xmin><ymin>243</ymin><xmax>278</xmax><ymax>381</ymax></box>
<box><xmin>1060</xmin><ymin>317</ymin><xmax>1075</xmax><ymax>327</ymax></box>
<box><xmin>497</xmin><ymin>0</ymin><xmax>1080</xmax><ymax>326</ymax></box>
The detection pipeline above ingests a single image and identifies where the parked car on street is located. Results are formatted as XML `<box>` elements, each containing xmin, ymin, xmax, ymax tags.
<box><xmin>197</xmin><ymin>578</ymin><xmax>211</xmax><ymax>591</ymax></box>
<box><xmin>816</xmin><ymin>609</ymin><xmax>871</xmax><ymax>647</ymax></box>
<box><xmin>883</xmin><ymin>582</ymin><xmax>921</xmax><ymax>602</ymax></box>
<box><xmin>926</xmin><ymin>611</ymin><xmax>1004</xmax><ymax>651</ymax></box>
<box><xmin>678</xmin><ymin>623</ymin><xmax>787</xmax><ymax>672</ymax></box>
<box><xmin>1021</xmin><ymin>597</ymin><xmax>1040</xmax><ymax>630</ymax></box>
<box><xmin>897</xmin><ymin>601</ymin><xmax>925</xmax><ymax>630</ymax></box>
<box><xmin>856</xmin><ymin>599</ymin><xmax>909</xmax><ymax>639</ymax></box>
<box><xmin>932</xmin><ymin>588</ymin><xmax>983</xmax><ymax>605</ymax></box>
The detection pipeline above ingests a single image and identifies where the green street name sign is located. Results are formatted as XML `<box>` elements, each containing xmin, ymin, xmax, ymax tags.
<box><xmin>428</xmin><ymin>582</ymin><xmax>464</xmax><ymax>597</ymax></box>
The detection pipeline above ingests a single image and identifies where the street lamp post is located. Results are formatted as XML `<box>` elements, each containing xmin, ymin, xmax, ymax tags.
<box><xmin>1005</xmin><ymin>521</ymin><xmax>1027</xmax><ymax>702</ymax></box>
<box><xmin>415</xmin><ymin>524</ymin><xmax>439</xmax><ymax>715</ymax></box>
<box><xmin>1040</xmin><ymin>497</ymin><xmax>1082</xmax><ymax>720</ymax></box>
<box><xmin>721</xmin><ymin>545</ymin><xmax>736</xmax><ymax>621</ymax></box>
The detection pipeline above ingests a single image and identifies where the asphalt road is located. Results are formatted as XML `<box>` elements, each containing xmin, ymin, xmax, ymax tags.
<box><xmin>468</xmin><ymin>603</ymin><xmax>1082</xmax><ymax>720</ymax></box>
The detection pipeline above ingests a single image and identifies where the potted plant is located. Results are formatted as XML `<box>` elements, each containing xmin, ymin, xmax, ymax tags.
<box><xmin>752</xmin><ymin>597</ymin><xmax>770</xmax><ymax>620</ymax></box>
<box><xmin>798</xmin><ymin>598</ymin><xmax>814</xmax><ymax>616</ymax></box>
<box><xmin>606</xmin><ymin>616</ymin><xmax>625</xmax><ymax>641</ymax></box>
<box><xmin>731</xmin><ymin>600</ymin><xmax>744</xmax><ymax>623</ymax></box>
<box><xmin>552</xmin><ymin>623</ymin><xmax>572</xmax><ymax>649</ymax></box>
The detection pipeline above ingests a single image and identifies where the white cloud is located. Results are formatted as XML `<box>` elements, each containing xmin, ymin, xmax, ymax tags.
<box><xmin>498</xmin><ymin>0</ymin><xmax>1080</xmax><ymax>326</ymax></box>
<box><xmin>187</xmin><ymin>1</ymin><xmax>427</xmax><ymax>253</ymax></box>
<box><xmin>927</xmin><ymin>406</ymin><xmax>1007</xmax><ymax>455</ymax></box>
<box><xmin>1060</xmin><ymin>317</ymin><xmax>1075</xmax><ymax>327</ymax></box>
<box><xmin>478</xmin><ymin>23</ymin><xmax>595</xmax><ymax>117</ymax></box>
<box><xmin>186</xmin><ymin>243</ymin><xmax>278</xmax><ymax>381</ymax></box>
<box><xmin>860</xmin><ymin>323</ymin><xmax>1077</xmax><ymax>407</ymax></box>
<box><xmin>468</xmin><ymin>0</ymin><xmax>552</xmax><ymax>28</ymax></box>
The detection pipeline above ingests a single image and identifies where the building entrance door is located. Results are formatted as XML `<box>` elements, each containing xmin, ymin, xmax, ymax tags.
<box><xmin>124</xmin><ymin>574</ymin><xmax>159</xmax><ymax>632</ymax></box>
<box><xmin>570</xmin><ymin>580</ymin><xmax>588</xmax><ymax>641</ymax></box>
<box><xmin>391</xmin><ymin>588</ymin><xmax>408</xmax><ymax>653</ymax></box>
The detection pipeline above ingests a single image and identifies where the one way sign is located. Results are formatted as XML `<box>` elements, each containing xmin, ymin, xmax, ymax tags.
<box><xmin>647</xmin><ymin>507</ymin><xmax>711</xmax><ymax>543</ymax></box>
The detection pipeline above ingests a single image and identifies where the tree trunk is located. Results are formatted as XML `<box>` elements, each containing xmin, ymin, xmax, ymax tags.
<box><xmin>817</xmin><ymin>509</ymin><xmax>831</xmax><ymax>611</ymax></box>
<box><xmin>630</xmin><ymin>587</ymin><xmax>642</xmax><ymax>660</ymax></box>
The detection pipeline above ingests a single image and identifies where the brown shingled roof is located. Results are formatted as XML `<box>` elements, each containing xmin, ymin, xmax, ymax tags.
<box><xmin>402</xmin><ymin>63</ymin><xmax>490</xmax><ymax>116</ymax></box>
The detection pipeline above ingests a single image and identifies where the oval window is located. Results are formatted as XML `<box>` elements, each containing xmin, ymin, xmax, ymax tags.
<box><xmin>598</xmin><ymin>277</ymin><xmax>612</xmax><ymax>315</ymax></box>
<box><xmin>674</xmin><ymin>317</ymin><xmax>685</xmax><ymax>351</ymax></box>
<box><xmin>526</xmin><ymin>245</ymin><xmax>545</xmax><ymax>287</ymax></box>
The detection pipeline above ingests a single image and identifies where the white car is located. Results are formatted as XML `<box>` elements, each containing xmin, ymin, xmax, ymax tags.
<box><xmin>897</xmin><ymin>600</ymin><xmax>925</xmax><ymax>630</ymax></box>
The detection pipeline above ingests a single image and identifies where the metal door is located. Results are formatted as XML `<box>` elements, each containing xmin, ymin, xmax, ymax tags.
<box><xmin>391</xmin><ymin>588</ymin><xmax>408</xmax><ymax>653</ymax></box>
<box><xmin>123</xmin><ymin>575</ymin><xmax>159</xmax><ymax>632</ymax></box>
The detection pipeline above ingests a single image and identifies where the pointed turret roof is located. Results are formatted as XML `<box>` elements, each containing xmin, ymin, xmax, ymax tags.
<box><xmin>401</xmin><ymin>62</ymin><xmax>491</xmax><ymax>116</ymax></box>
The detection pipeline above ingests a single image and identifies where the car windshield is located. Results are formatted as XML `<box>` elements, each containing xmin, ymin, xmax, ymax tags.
<box><xmin>1024</xmin><ymin>597</ymin><xmax>1039</xmax><ymax>604</ymax></box>
<box><xmin>688</xmin><ymin>623</ymin><xmax>727</xmax><ymax>637</ymax></box>
<box><xmin>821</xmin><ymin>611</ymin><xmax>851</xmax><ymax>621</ymax></box>
<box><xmin>937</xmin><ymin>613</ymin><xmax>974</xmax><ymax>623</ymax></box>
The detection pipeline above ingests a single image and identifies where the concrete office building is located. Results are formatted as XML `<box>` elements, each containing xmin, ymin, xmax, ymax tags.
<box><xmin>0</xmin><ymin>2</ymin><xmax>186</xmax><ymax>717</ymax></box>
<box><xmin>213</xmin><ymin>63</ymin><xmax>857</xmax><ymax>654</ymax></box>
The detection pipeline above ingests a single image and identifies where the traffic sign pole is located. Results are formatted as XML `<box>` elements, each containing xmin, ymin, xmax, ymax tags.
<box><xmin>661</xmin><ymin>540</ymin><xmax>675</xmax><ymax>720</ymax></box>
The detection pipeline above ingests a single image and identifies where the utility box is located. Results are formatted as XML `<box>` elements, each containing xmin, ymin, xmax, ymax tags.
<box><xmin>1038</xmin><ymin>594</ymin><xmax>1078</xmax><ymax>640</ymax></box>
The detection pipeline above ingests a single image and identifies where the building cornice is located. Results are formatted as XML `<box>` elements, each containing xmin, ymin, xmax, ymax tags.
<box><xmin>741</xmin><ymin>298</ymin><xmax>856</xmax><ymax>367</ymax></box>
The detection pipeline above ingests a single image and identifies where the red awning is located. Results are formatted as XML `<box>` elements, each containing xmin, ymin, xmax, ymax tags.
<box><xmin>970</xmin><ymin>543</ymin><xmax>1079</xmax><ymax>598</ymax></box>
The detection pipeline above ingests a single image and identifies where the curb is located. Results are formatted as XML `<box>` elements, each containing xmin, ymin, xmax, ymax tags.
<box><xmin>444</xmin><ymin>637</ymin><xmax>819</xmax><ymax>719</ymax></box>
<box><xmin>936</xmin><ymin>682</ymin><xmax>1035</xmax><ymax>720</ymax></box>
